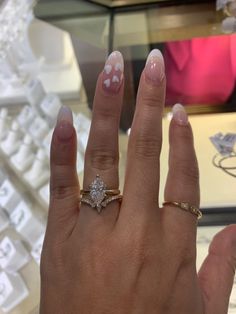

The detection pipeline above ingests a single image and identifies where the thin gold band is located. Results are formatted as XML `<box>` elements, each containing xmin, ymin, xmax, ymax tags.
<box><xmin>163</xmin><ymin>201</ymin><xmax>202</xmax><ymax>220</ymax></box>
<box><xmin>81</xmin><ymin>189</ymin><xmax>120</xmax><ymax>196</ymax></box>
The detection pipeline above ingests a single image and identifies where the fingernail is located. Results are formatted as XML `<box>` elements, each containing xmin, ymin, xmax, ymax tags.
<box><xmin>56</xmin><ymin>106</ymin><xmax>74</xmax><ymax>141</ymax></box>
<box><xmin>172</xmin><ymin>103</ymin><xmax>188</xmax><ymax>126</ymax></box>
<box><xmin>145</xmin><ymin>49</ymin><xmax>165</xmax><ymax>86</ymax></box>
<box><xmin>102</xmin><ymin>51</ymin><xmax>124</xmax><ymax>94</ymax></box>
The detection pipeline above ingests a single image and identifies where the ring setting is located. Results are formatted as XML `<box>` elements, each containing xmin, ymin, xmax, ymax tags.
<box><xmin>80</xmin><ymin>175</ymin><xmax>122</xmax><ymax>213</ymax></box>
<box><xmin>163</xmin><ymin>201</ymin><xmax>202</xmax><ymax>219</ymax></box>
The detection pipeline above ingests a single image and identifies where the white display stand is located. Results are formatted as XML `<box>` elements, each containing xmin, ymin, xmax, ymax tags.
<box><xmin>0</xmin><ymin>122</ymin><xmax>22</xmax><ymax>156</ymax></box>
<box><xmin>0</xmin><ymin>109</ymin><xmax>9</xmax><ymax>141</ymax></box>
<box><xmin>24</xmin><ymin>149</ymin><xmax>49</xmax><ymax>189</ymax></box>
<box><xmin>39</xmin><ymin>184</ymin><xmax>50</xmax><ymax>205</ymax></box>
<box><xmin>10</xmin><ymin>201</ymin><xmax>45</xmax><ymax>247</ymax></box>
<box><xmin>10</xmin><ymin>135</ymin><xmax>35</xmax><ymax>172</ymax></box>
<box><xmin>28</xmin><ymin>116</ymin><xmax>49</xmax><ymax>144</ymax></box>
<box><xmin>0</xmin><ymin>179</ymin><xmax>21</xmax><ymax>215</ymax></box>
<box><xmin>77</xmin><ymin>151</ymin><xmax>84</xmax><ymax>175</ymax></box>
<box><xmin>31</xmin><ymin>233</ymin><xmax>45</xmax><ymax>265</ymax></box>
<box><xmin>0</xmin><ymin>210</ymin><xmax>9</xmax><ymax>233</ymax></box>
<box><xmin>42</xmin><ymin>129</ymin><xmax>53</xmax><ymax>157</ymax></box>
<box><xmin>40</xmin><ymin>93</ymin><xmax>62</xmax><ymax>123</ymax></box>
<box><xmin>0</xmin><ymin>272</ymin><xmax>29</xmax><ymax>313</ymax></box>
<box><xmin>75</xmin><ymin>113</ymin><xmax>91</xmax><ymax>154</ymax></box>
<box><xmin>0</xmin><ymin>237</ymin><xmax>30</xmax><ymax>272</ymax></box>
<box><xmin>25</xmin><ymin>78</ymin><xmax>46</xmax><ymax>110</ymax></box>
<box><xmin>17</xmin><ymin>106</ymin><xmax>36</xmax><ymax>130</ymax></box>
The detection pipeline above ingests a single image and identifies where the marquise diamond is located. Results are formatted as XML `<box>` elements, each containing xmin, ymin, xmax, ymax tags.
<box><xmin>89</xmin><ymin>175</ymin><xmax>107</xmax><ymax>209</ymax></box>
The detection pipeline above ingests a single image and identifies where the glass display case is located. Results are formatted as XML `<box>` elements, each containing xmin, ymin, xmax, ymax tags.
<box><xmin>0</xmin><ymin>0</ymin><xmax>234</xmax><ymax>313</ymax></box>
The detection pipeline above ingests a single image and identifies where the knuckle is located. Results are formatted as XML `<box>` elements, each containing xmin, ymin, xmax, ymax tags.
<box><xmin>89</xmin><ymin>148</ymin><xmax>118</xmax><ymax>170</ymax></box>
<box><xmin>50</xmin><ymin>185</ymin><xmax>78</xmax><ymax>200</ymax></box>
<box><xmin>134</xmin><ymin>134</ymin><xmax>162</xmax><ymax>159</ymax></box>
<box><xmin>174</xmin><ymin>159</ymin><xmax>199</xmax><ymax>186</ymax></box>
<box><xmin>141</xmin><ymin>91</ymin><xmax>164</xmax><ymax>109</ymax></box>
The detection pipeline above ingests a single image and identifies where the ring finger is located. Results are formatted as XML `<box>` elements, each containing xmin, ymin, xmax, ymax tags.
<box><xmin>78</xmin><ymin>51</ymin><xmax>124</xmax><ymax>232</ymax></box>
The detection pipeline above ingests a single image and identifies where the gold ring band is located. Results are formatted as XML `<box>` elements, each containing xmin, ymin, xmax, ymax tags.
<box><xmin>163</xmin><ymin>201</ymin><xmax>202</xmax><ymax>220</ymax></box>
<box><xmin>81</xmin><ymin>189</ymin><xmax>120</xmax><ymax>196</ymax></box>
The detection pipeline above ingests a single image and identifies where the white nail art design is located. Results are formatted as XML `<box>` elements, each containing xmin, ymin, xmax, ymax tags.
<box><xmin>104</xmin><ymin>79</ymin><xmax>111</xmax><ymax>88</ymax></box>
<box><xmin>112</xmin><ymin>75</ymin><xmax>119</xmax><ymax>83</ymax></box>
<box><xmin>104</xmin><ymin>65</ymin><xmax>112</xmax><ymax>74</ymax></box>
<box><xmin>115</xmin><ymin>63</ymin><xmax>122</xmax><ymax>71</ymax></box>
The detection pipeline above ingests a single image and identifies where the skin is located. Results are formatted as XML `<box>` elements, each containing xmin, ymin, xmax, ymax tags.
<box><xmin>40</xmin><ymin>51</ymin><xmax>236</xmax><ymax>314</ymax></box>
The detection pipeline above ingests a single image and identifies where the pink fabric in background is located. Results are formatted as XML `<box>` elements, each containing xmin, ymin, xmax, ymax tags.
<box><xmin>164</xmin><ymin>34</ymin><xmax>236</xmax><ymax>106</ymax></box>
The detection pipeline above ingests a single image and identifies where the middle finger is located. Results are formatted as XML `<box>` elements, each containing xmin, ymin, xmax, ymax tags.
<box><xmin>119</xmin><ymin>49</ymin><xmax>166</xmax><ymax>223</ymax></box>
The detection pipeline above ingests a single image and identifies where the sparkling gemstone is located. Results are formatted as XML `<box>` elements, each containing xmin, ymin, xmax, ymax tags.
<box><xmin>89</xmin><ymin>175</ymin><xmax>107</xmax><ymax>207</ymax></box>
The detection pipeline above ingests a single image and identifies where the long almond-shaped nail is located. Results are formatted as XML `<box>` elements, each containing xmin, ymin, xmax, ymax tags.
<box><xmin>56</xmin><ymin>106</ymin><xmax>74</xmax><ymax>140</ymax></box>
<box><xmin>145</xmin><ymin>49</ymin><xmax>165</xmax><ymax>86</ymax></box>
<box><xmin>102</xmin><ymin>51</ymin><xmax>124</xmax><ymax>94</ymax></box>
<box><xmin>172</xmin><ymin>103</ymin><xmax>188</xmax><ymax>126</ymax></box>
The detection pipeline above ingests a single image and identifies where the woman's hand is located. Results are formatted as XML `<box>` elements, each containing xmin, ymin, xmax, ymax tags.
<box><xmin>40</xmin><ymin>50</ymin><xmax>236</xmax><ymax>314</ymax></box>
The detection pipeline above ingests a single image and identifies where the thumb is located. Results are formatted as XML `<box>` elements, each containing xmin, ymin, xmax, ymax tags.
<box><xmin>198</xmin><ymin>225</ymin><xmax>236</xmax><ymax>314</ymax></box>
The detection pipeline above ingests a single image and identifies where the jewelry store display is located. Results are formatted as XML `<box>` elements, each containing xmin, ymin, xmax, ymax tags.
<box><xmin>0</xmin><ymin>237</ymin><xmax>30</xmax><ymax>272</ymax></box>
<box><xmin>0</xmin><ymin>210</ymin><xmax>9</xmax><ymax>233</ymax></box>
<box><xmin>10</xmin><ymin>134</ymin><xmax>34</xmax><ymax>172</ymax></box>
<box><xmin>0</xmin><ymin>109</ymin><xmax>9</xmax><ymax>141</ymax></box>
<box><xmin>0</xmin><ymin>271</ymin><xmax>29</xmax><ymax>313</ymax></box>
<box><xmin>0</xmin><ymin>121</ymin><xmax>22</xmax><ymax>156</ymax></box>
<box><xmin>80</xmin><ymin>175</ymin><xmax>123</xmax><ymax>213</ymax></box>
<box><xmin>24</xmin><ymin>149</ymin><xmax>49</xmax><ymax>189</ymax></box>
<box><xmin>210</xmin><ymin>132</ymin><xmax>236</xmax><ymax>178</ymax></box>
<box><xmin>217</xmin><ymin>0</ymin><xmax>236</xmax><ymax>33</ymax></box>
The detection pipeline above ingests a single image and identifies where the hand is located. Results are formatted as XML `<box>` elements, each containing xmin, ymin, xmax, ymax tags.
<box><xmin>40</xmin><ymin>50</ymin><xmax>236</xmax><ymax>314</ymax></box>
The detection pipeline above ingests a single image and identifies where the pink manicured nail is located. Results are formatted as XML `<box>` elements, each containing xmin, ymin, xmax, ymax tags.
<box><xmin>56</xmin><ymin>106</ymin><xmax>74</xmax><ymax>140</ymax></box>
<box><xmin>172</xmin><ymin>104</ymin><xmax>188</xmax><ymax>126</ymax></box>
<box><xmin>102</xmin><ymin>51</ymin><xmax>124</xmax><ymax>94</ymax></box>
<box><xmin>145</xmin><ymin>49</ymin><xmax>165</xmax><ymax>86</ymax></box>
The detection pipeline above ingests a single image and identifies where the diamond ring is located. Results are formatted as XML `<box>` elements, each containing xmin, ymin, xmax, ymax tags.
<box><xmin>79</xmin><ymin>175</ymin><xmax>122</xmax><ymax>213</ymax></box>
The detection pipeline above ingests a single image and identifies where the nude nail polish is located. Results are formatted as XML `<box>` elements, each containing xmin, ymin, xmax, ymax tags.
<box><xmin>102</xmin><ymin>51</ymin><xmax>124</xmax><ymax>94</ymax></box>
<box><xmin>57</xmin><ymin>105</ymin><xmax>73</xmax><ymax>124</ymax></box>
<box><xmin>56</xmin><ymin>106</ymin><xmax>74</xmax><ymax>140</ymax></box>
<box><xmin>172</xmin><ymin>103</ymin><xmax>188</xmax><ymax>126</ymax></box>
<box><xmin>145</xmin><ymin>49</ymin><xmax>165</xmax><ymax>86</ymax></box>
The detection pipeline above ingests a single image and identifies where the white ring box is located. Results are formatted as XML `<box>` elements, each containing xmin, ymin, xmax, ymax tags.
<box><xmin>39</xmin><ymin>183</ymin><xmax>50</xmax><ymax>205</ymax></box>
<box><xmin>75</xmin><ymin>113</ymin><xmax>91</xmax><ymax>133</ymax></box>
<box><xmin>24</xmin><ymin>149</ymin><xmax>49</xmax><ymax>189</ymax></box>
<box><xmin>28</xmin><ymin>116</ymin><xmax>49</xmax><ymax>144</ymax></box>
<box><xmin>0</xmin><ymin>210</ymin><xmax>9</xmax><ymax>233</ymax></box>
<box><xmin>25</xmin><ymin>78</ymin><xmax>46</xmax><ymax>109</ymax></box>
<box><xmin>78</xmin><ymin>131</ymin><xmax>89</xmax><ymax>155</ymax></box>
<box><xmin>0</xmin><ymin>179</ymin><xmax>21</xmax><ymax>216</ymax></box>
<box><xmin>75</xmin><ymin>113</ymin><xmax>91</xmax><ymax>154</ymax></box>
<box><xmin>77</xmin><ymin>151</ymin><xmax>84</xmax><ymax>175</ymax></box>
<box><xmin>17</xmin><ymin>106</ymin><xmax>36</xmax><ymax>130</ymax></box>
<box><xmin>0</xmin><ymin>109</ymin><xmax>9</xmax><ymax>141</ymax></box>
<box><xmin>40</xmin><ymin>93</ymin><xmax>62</xmax><ymax>123</ymax></box>
<box><xmin>10</xmin><ymin>134</ymin><xmax>35</xmax><ymax>172</ymax></box>
<box><xmin>42</xmin><ymin>129</ymin><xmax>53</xmax><ymax>157</ymax></box>
<box><xmin>0</xmin><ymin>271</ymin><xmax>29</xmax><ymax>313</ymax></box>
<box><xmin>10</xmin><ymin>201</ymin><xmax>45</xmax><ymax>247</ymax></box>
<box><xmin>0</xmin><ymin>237</ymin><xmax>30</xmax><ymax>272</ymax></box>
<box><xmin>31</xmin><ymin>233</ymin><xmax>45</xmax><ymax>265</ymax></box>
<box><xmin>0</xmin><ymin>122</ymin><xmax>22</xmax><ymax>156</ymax></box>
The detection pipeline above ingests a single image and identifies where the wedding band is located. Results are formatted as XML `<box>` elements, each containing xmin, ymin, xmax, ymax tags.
<box><xmin>163</xmin><ymin>201</ymin><xmax>202</xmax><ymax>219</ymax></box>
<box><xmin>80</xmin><ymin>174</ymin><xmax>122</xmax><ymax>214</ymax></box>
<box><xmin>81</xmin><ymin>189</ymin><xmax>120</xmax><ymax>196</ymax></box>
